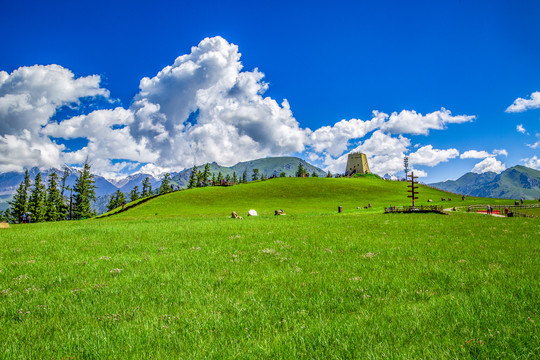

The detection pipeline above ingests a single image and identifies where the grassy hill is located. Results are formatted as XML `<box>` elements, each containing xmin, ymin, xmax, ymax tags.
<box><xmin>1</xmin><ymin>177</ymin><xmax>538</xmax><ymax>358</ymax></box>
<box><xmin>111</xmin><ymin>176</ymin><xmax>511</xmax><ymax>219</ymax></box>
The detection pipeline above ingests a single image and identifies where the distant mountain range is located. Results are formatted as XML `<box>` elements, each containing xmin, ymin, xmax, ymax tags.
<box><xmin>429</xmin><ymin>165</ymin><xmax>540</xmax><ymax>200</ymax></box>
<box><xmin>0</xmin><ymin>157</ymin><xmax>326</xmax><ymax>214</ymax></box>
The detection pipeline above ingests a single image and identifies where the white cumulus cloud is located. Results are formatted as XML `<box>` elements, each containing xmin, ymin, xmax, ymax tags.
<box><xmin>380</xmin><ymin>108</ymin><xmax>475</xmax><ymax>135</ymax></box>
<box><xmin>506</xmin><ymin>91</ymin><xmax>540</xmax><ymax>113</ymax></box>
<box><xmin>471</xmin><ymin>157</ymin><xmax>506</xmax><ymax>174</ymax></box>
<box><xmin>517</xmin><ymin>124</ymin><xmax>526</xmax><ymax>133</ymax></box>
<box><xmin>409</xmin><ymin>145</ymin><xmax>459</xmax><ymax>166</ymax></box>
<box><xmin>521</xmin><ymin>156</ymin><xmax>540</xmax><ymax>169</ymax></box>
<box><xmin>0</xmin><ymin>65</ymin><xmax>109</xmax><ymax>172</ymax></box>
<box><xmin>460</xmin><ymin>150</ymin><xmax>491</xmax><ymax>159</ymax></box>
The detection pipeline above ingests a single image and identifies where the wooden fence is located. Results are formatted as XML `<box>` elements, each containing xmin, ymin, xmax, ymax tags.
<box><xmin>385</xmin><ymin>205</ymin><xmax>445</xmax><ymax>214</ymax></box>
<box><xmin>467</xmin><ymin>203</ymin><xmax>540</xmax><ymax>212</ymax></box>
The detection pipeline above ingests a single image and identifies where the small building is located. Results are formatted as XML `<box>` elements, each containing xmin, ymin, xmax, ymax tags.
<box><xmin>346</xmin><ymin>152</ymin><xmax>371</xmax><ymax>175</ymax></box>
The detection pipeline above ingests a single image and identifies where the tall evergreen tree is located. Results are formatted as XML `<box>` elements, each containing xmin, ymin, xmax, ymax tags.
<box><xmin>188</xmin><ymin>165</ymin><xmax>198</xmax><ymax>189</ymax></box>
<box><xmin>242</xmin><ymin>169</ymin><xmax>248</xmax><ymax>183</ymax></box>
<box><xmin>217</xmin><ymin>172</ymin><xmax>223</xmax><ymax>183</ymax></box>
<box><xmin>8</xmin><ymin>169</ymin><xmax>31</xmax><ymax>223</ymax></box>
<box><xmin>28</xmin><ymin>172</ymin><xmax>46</xmax><ymax>222</ymax></box>
<box><xmin>232</xmin><ymin>172</ymin><xmax>238</xmax><ymax>184</ymax></box>
<box><xmin>73</xmin><ymin>161</ymin><xmax>97</xmax><ymax>220</ymax></box>
<box><xmin>296</xmin><ymin>163</ymin><xmax>306</xmax><ymax>177</ymax></box>
<box><xmin>225</xmin><ymin>174</ymin><xmax>231</xmax><ymax>183</ymax></box>
<box><xmin>202</xmin><ymin>163</ymin><xmax>211</xmax><ymax>184</ymax></box>
<box><xmin>327</xmin><ymin>171</ymin><xmax>332</xmax><ymax>178</ymax></box>
<box><xmin>45</xmin><ymin>172</ymin><xmax>62</xmax><ymax>221</ymax></box>
<box><xmin>107</xmin><ymin>190</ymin><xmax>126</xmax><ymax>212</ymax></box>
<box><xmin>252</xmin><ymin>168</ymin><xmax>259</xmax><ymax>181</ymax></box>
<box><xmin>212</xmin><ymin>173</ymin><xmax>216</xmax><ymax>185</ymax></box>
<box><xmin>312</xmin><ymin>171</ymin><xmax>319</xmax><ymax>177</ymax></box>
<box><xmin>142</xmin><ymin>177</ymin><xmax>152</xmax><ymax>197</ymax></box>
<box><xmin>160</xmin><ymin>173</ymin><xmax>172</xmax><ymax>194</ymax></box>
<box><xmin>129</xmin><ymin>186</ymin><xmax>140</xmax><ymax>202</ymax></box>
<box><xmin>58</xmin><ymin>168</ymin><xmax>70</xmax><ymax>220</ymax></box>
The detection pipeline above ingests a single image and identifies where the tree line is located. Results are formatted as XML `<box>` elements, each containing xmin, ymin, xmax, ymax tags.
<box><xmin>2</xmin><ymin>161</ymin><xmax>96</xmax><ymax>223</ymax></box>
<box><xmin>106</xmin><ymin>173</ymin><xmax>174</xmax><ymax>212</ymax></box>
<box><xmin>186</xmin><ymin>163</ymin><xmax>331</xmax><ymax>189</ymax></box>
<box><xmin>0</xmin><ymin>161</ymin><xmax>333</xmax><ymax>223</ymax></box>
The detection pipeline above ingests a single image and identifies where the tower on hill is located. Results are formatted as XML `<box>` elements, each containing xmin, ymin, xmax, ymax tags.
<box><xmin>346</xmin><ymin>152</ymin><xmax>371</xmax><ymax>175</ymax></box>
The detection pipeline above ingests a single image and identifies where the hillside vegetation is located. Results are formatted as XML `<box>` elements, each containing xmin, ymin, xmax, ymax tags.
<box><xmin>111</xmin><ymin>177</ymin><xmax>511</xmax><ymax>219</ymax></box>
<box><xmin>1</xmin><ymin>177</ymin><xmax>538</xmax><ymax>359</ymax></box>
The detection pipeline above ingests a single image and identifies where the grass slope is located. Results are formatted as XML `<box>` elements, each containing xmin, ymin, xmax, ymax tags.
<box><xmin>112</xmin><ymin>177</ymin><xmax>512</xmax><ymax>220</ymax></box>
<box><xmin>1</xmin><ymin>178</ymin><xmax>538</xmax><ymax>359</ymax></box>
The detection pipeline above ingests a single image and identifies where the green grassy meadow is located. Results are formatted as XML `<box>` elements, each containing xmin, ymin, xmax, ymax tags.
<box><xmin>1</xmin><ymin>178</ymin><xmax>539</xmax><ymax>359</ymax></box>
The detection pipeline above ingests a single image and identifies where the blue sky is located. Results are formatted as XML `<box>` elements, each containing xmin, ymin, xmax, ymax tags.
<box><xmin>0</xmin><ymin>0</ymin><xmax>539</xmax><ymax>182</ymax></box>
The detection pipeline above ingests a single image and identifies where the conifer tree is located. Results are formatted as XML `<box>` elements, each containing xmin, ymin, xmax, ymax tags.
<box><xmin>212</xmin><ymin>173</ymin><xmax>216</xmax><ymax>185</ymax></box>
<box><xmin>107</xmin><ymin>190</ymin><xmax>126</xmax><ymax>211</ymax></box>
<box><xmin>45</xmin><ymin>172</ymin><xmax>62</xmax><ymax>221</ymax></box>
<box><xmin>252</xmin><ymin>168</ymin><xmax>259</xmax><ymax>181</ymax></box>
<box><xmin>242</xmin><ymin>169</ymin><xmax>248</xmax><ymax>183</ymax></box>
<box><xmin>28</xmin><ymin>172</ymin><xmax>46</xmax><ymax>222</ymax></box>
<box><xmin>58</xmin><ymin>168</ymin><xmax>70</xmax><ymax>220</ymax></box>
<box><xmin>142</xmin><ymin>177</ymin><xmax>152</xmax><ymax>197</ymax></box>
<box><xmin>232</xmin><ymin>172</ymin><xmax>238</xmax><ymax>184</ymax></box>
<box><xmin>129</xmin><ymin>186</ymin><xmax>139</xmax><ymax>202</ymax></box>
<box><xmin>73</xmin><ymin>161</ymin><xmax>97</xmax><ymax>219</ymax></box>
<box><xmin>296</xmin><ymin>163</ymin><xmax>306</xmax><ymax>177</ymax></box>
<box><xmin>217</xmin><ymin>172</ymin><xmax>223</xmax><ymax>183</ymax></box>
<box><xmin>327</xmin><ymin>171</ymin><xmax>332</xmax><ymax>178</ymax></box>
<box><xmin>160</xmin><ymin>173</ymin><xmax>172</xmax><ymax>194</ymax></box>
<box><xmin>188</xmin><ymin>165</ymin><xmax>198</xmax><ymax>189</ymax></box>
<box><xmin>225</xmin><ymin>174</ymin><xmax>231</xmax><ymax>183</ymax></box>
<box><xmin>8</xmin><ymin>169</ymin><xmax>31</xmax><ymax>223</ymax></box>
<box><xmin>203</xmin><ymin>163</ymin><xmax>211</xmax><ymax>184</ymax></box>
<box><xmin>312</xmin><ymin>171</ymin><xmax>318</xmax><ymax>177</ymax></box>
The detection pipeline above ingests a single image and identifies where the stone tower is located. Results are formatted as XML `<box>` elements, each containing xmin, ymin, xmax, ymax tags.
<box><xmin>346</xmin><ymin>152</ymin><xmax>371</xmax><ymax>175</ymax></box>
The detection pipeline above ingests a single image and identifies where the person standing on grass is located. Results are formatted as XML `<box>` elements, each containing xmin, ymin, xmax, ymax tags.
<box><xmin>22</xmin><ymin>213</ymin><xmax>26</xmax><ymax>223</ymax></box>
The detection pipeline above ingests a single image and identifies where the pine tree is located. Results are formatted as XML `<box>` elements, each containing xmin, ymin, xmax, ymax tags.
<box><xmin>28</xmin><ymin>172</ymin><xmax>46</xmax><ymax>222</ymax></box>
<box><xmin>160</xmin><ymin>173</ymin><xmax>172</xmax><ymax>194</ymax></box>
<box><xmin>217</xmin><ymin>172</ymin><xmax>223</xmax><ymax>183</ymax></box>
<box><xmin>73</xmin><ymin>161</ymin><xmax>97</xmax><ymax>220</ymax></box>
<box><xmin>312</xmin><ymin>171</ymin><xmax>318</xmax><ymax>177</ymax></box>
<box><xmin>129</xmin><ymin>186</ymin><xmax>139</xmax><ymax>202</ymax></box>
<box><xmin>107</xmin><ymin>190</ymin><xmax>126</xmax><ymax>212</ymax></box>
<box><xmin>203</xmin><ymin>163</ymin><xmax>211</xmax><ymax>184</ymax></box>
<box><xmin>225</xmin><ymin>174</ymin><xmax>231</xmax><ymax>183</ymax></box>
<box><xmin>142</xmin><ymin>177</ymin><xmax>152</xmax><ymax>197</ymax></box>
<box><xmin>280</xmin><ymin>172</ymin><xmax>286</xmax><ymax>177</ymax></box>
<box><xmin>8</xmin><ymin>169</ymin><xmax>31</xmax><ymax>223</ymax></box>
<box><xmin>45</xmin><ymin>172</ymin><xmax>62</xmax><ymax>221</ymax></box>
<box><xmin>188</xmin><ymin>165</ymin><xmax>198</xmax><ymax>189</ymax></box>
<box><xmin>327</xmin><ymin>171</ymin><xmax>332</xmax><ymax>178</ymax></box>
<box><xmin>296</xmin><ymin>163</ymin><xmax>306</xmax><ymax>177</ymax></box>
<box><xmin>252</xmin><ymin>169</ymin><xmax>259</xmax><ymax>181</ymax></box>
<box><xmin>58</xmin><ymin>168</ymin><xmax>70</xmax><ymax>220</ymax></box>
<box><xmin>232</xmin><ymin>172</ymin><xmax>238</xmax><ymax>184</ymax></box>
<box><xmin>242</xmin><ymin>169</ymin><xmax>248</xmax><ymax>183</ymax></box>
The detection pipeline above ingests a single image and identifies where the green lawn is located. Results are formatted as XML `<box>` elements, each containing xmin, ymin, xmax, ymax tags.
<box><xmin>1</xmin><ymin>178</ymin><xmax>538</xmax><ymax>359</ymax></box>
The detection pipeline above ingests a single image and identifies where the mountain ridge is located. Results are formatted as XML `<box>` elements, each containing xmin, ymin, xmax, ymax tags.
<box><xmin>429</xmin><ymin>165</ymin><xmax>540</xmax><ymax>200</ymax></box>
